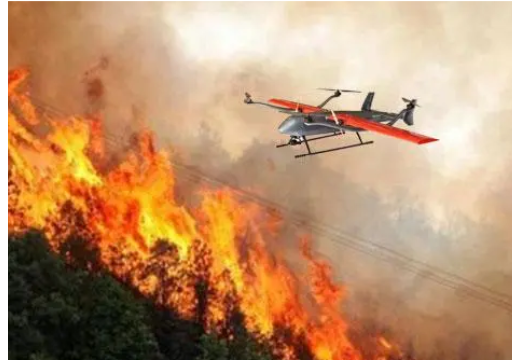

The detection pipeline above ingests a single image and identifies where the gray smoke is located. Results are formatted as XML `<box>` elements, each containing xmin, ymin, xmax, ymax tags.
<box><xmin>9</xmin><ymin>2</ymin><xmax>511</xmax><ymax>359</ymax></box>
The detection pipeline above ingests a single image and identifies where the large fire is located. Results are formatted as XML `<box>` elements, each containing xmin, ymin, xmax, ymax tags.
<box><xmin>8</xmin><ymin>69</ymin><xmax>401</xmax><ymax>360</ymax></box>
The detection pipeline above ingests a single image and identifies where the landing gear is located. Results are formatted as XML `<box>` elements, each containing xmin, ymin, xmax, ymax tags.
<box><xmin>289</xmin><ymin>136</ymin><xmax>303</xmax><ymax>146</ymax></box>
<box><xmin>275</xmin><ymin>132</ymin><xmax>374</xmax><ymax>158</ymax></box>
<box><xmin>277</xmin><ymin>136</ymin><xmax>303</xmax><ymax>148</ymax></box>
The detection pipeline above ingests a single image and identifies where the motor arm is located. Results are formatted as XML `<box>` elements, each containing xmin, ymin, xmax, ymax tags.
<box><xmin>316</xmin><ymin>89</ymin><xmax>341</xmax><ymax>108</ymax></box>
<box><xmin>243</xmin><ymin>92</ymin><xmax>296</xmax><ymax>113</ymax></box>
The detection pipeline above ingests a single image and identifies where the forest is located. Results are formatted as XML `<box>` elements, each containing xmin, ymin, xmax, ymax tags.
<box><xmin>8</xmin><ymin>231</ymin><xmax>274</xmax><ymax>360</ymax></box>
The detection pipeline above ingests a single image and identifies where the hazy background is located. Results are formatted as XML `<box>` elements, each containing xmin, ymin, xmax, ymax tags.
<box><xmin>9</xmin><ymin>2</ymin><xmax>512</xmax><ymax>359</ymax></box>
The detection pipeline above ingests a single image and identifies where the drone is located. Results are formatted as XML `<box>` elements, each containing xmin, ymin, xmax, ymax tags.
<box><xmin>244</xmin><ymin>88</ymin><xmax>438</xmax><ymax>158</ymax></box>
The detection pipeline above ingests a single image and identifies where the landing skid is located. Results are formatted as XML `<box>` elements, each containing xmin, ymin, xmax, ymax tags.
<box><xmin>276</xmin><ymin>132</ymin><xmax>373</xmax><ymax>158</ymax></box>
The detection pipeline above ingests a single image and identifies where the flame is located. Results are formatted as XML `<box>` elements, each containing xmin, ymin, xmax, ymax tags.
<box><xmin>378</xmin><ymin>337</ymin><xmax>392</xmax><ymax>350</ymax></box>
<box><xmin>8</xmin><ymin>69</ymin><xmax>400</xmax><ymax>360</ymax></box>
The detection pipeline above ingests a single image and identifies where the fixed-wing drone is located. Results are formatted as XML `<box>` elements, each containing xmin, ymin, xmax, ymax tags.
<box><xmin>244</xmin><ymin>88</ymin><xmax>438</xmax><ymax>158</ymax></box>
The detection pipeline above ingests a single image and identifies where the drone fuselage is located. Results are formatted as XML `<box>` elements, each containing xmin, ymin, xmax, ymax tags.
<box><xmin>278</xmin><ymin>110</ymin><xmax>398</xmax><ymax>137</ymax></box>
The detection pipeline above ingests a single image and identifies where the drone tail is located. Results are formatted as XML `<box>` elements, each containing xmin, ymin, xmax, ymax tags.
<box><xmin>388</xmin><ymin>106</ymin><xmax>415</xmax><ymax>127</ymax></box>
<box><xmin>401</xmin><ymin>99</ymin><xmax>416</xmax><ymax>126</ymax></box>
<box><xmin>392</xmin><ymin>108</ymin><xmax>415</xmax><ymax>126</ymax></box>
<box><xmin>388</xmin><ymin>98</ymin><xmax>417</xmax><ymax>126</ymax></box>
<box><xmin>402</xmin><ymin>107</ymin><xmax>414</xmax><ymax>126</ymax></box>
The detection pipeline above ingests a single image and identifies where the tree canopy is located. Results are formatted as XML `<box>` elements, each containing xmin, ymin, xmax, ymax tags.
<box><xmin>8</xmin><ymin>231</ymin><xmax>275</xmax><ymax>360</ymax></box>
<box><xmin>9</xmin><ymin>231</ymin><xmax>160</xmax><ymax>360</ymax></box>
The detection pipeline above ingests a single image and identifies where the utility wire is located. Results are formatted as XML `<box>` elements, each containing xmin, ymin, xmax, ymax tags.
<box><xmin>26</xmin><ymin>97</ymin><xmax>513</xmax><ymax>310</ymax></box>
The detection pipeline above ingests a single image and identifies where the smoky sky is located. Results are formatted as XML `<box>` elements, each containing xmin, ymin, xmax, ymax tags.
<box><xmin>9</xmin><ymin>2</ymin><xmax>512</xmax><ymax>359</ymax></box>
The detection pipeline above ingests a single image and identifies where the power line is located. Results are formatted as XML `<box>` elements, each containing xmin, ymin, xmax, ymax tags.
<box><xmin>163</xmin><ymin>160</ymin><xmax>513</xmax><ymax>312</ymax></box>
<box><xmin>23</xmin><ymin>96</ymin><xmax>512</xmax><ymax>312</ymax></box>
<box><xmin>26</xmin><ymin>97</ymin><xmax>513</xmax><ymax>311</ymax></box>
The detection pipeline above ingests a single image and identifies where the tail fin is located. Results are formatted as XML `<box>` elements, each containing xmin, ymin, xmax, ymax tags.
<box><xmin>362</xmin><ymin>92</ymin><xmax>374</xmax><ymax>111</ymax></box>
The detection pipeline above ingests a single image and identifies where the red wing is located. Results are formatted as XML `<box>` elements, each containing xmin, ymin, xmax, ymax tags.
<box><xmin>331</xmin><ymin>113</ymin><xmax>438</xmax><ymax>145</ymax></box>
<box><xmin>268</xmin><ymin>98</ymin><xmax>323</xmax><ymax>114</ymax></box>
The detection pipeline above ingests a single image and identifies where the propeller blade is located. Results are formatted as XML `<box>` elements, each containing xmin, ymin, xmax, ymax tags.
<box><xmin>402</xmin><ymin>97</ymin><xmax>421</xmax><ymax>107</ymax></box>
<box><xmin>318</xmin><ymin>88</ymin><xmax>361</xmax><ymax>93</ymax></box>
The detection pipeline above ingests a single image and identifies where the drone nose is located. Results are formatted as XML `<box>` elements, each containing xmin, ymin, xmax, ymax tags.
<box><xmin>278</xmin><ymin>117</ymin><xmax>296</xmax><ymax>134</ymax></box>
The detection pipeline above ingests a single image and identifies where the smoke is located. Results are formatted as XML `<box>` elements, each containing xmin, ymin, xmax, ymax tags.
<box><xmin>9</xmin><ymin>2</ymin><xmax>511</xmax><ymax>359</ymax></box>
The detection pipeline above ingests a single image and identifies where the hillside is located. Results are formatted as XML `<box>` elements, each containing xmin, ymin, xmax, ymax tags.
<box><xmin>9</xmin><ymin>231</ymin><xmax>274</xmax><ymax>360</ymax></box>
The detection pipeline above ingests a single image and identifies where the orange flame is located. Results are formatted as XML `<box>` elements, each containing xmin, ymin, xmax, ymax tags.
<box><xmin>8</xmin><ymin>69</ymin><xmax>401</xmax><ymax>360</ymax></box>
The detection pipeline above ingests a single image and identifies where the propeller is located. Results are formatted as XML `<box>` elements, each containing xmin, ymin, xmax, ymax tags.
<box><xmin>401</xmin><ymin>98</ymin><xmax>419</xmax><ymax>126</ymax></box>
<box><xmin>244</xmin><ymin>92</ymin><xmax>253</xmax><ymax>104</ymax></box>
<box><xmin>318</xmin><ymin>88</ymin><xmax>362</xmax><ymax>93</ymax></box>
<box><xmin>402</xmin><ymin>97</ymin><xmax>421</xmax><ymax>107</ymax></box>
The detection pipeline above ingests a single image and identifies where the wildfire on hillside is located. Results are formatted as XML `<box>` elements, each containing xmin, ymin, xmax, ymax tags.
<box><xmin>8</xmin><ymin>68</ymin><xmax>408</xmax><ymax>360</ymax></box>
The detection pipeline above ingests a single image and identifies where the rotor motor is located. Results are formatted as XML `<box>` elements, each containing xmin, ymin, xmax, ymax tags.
<box><xmin>401</xmin><ymin>97</ymin><xmax>420</xmax><ymax>126</ymax></box>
